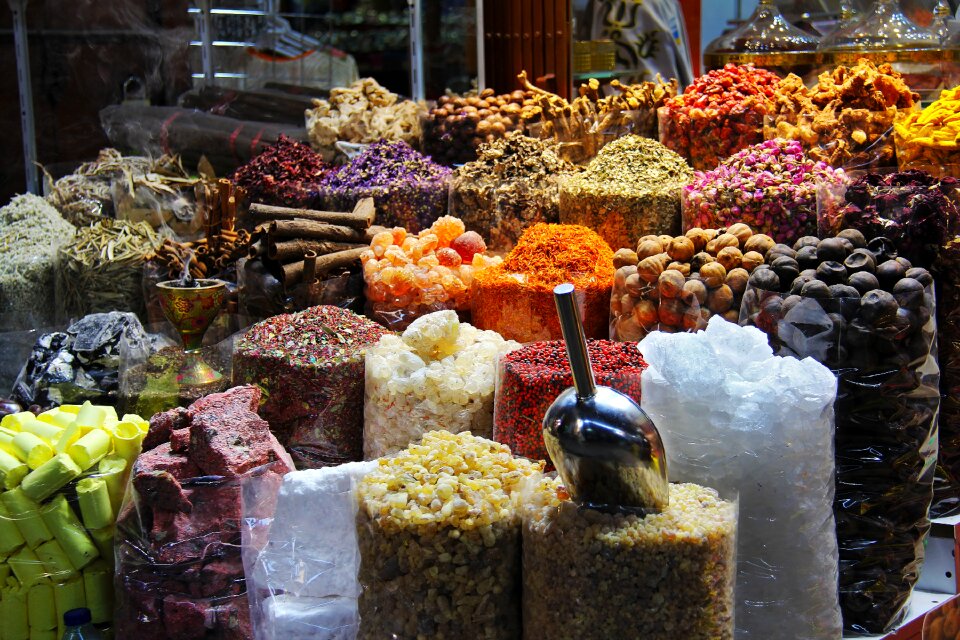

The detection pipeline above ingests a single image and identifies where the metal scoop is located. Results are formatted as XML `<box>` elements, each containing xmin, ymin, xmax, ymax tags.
<box><xmin>542</xmin><ymin>283</ymin><xmax>669</xmax><ymax>514</ymax></box>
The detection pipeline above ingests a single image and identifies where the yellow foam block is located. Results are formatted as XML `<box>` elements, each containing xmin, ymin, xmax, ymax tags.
<box><xmin>76</xmin><ymin>478</ymin><xmax>114</xmax><ymax>531</ymax></box>
<box><xmin>0</xmin><ymin>490</ymin><xmax>52</xmax><ymax>548</ymax></box>
<box><xmin>82</xmin><ymin>560</ymin><xmax>112</xmax><ymax>624</ymax></box>
<box><xmin>10</xmin><ymin>433</ymin><xmax>53</xmax><ymax>470</ymax></box>
<box><xmin>0</xmin><ymin>449</ymin><xmax>29</xmax><ymax>490</ymax></box>
<box><xmin>37</xmin><ymin>411</ymin><xmax>75</xmax><ymax>430</ymax></box>
<box><xmin>35</xmin><ymin>540</ymin><xmax>77</xmax><ymax>582</ymax></box>
<box><xmin>112</xmin><ymin>421</ymin><xmax>143</xmax><ymax>464</ymax></box>
<box><xmin>67</xmin><ymin>430</ymin><xmax>111</xmax><ymax>471</ymax></box>
<box><xmin>8</xmin><ymin>547</ymin><xmax>45</xmax><ymax>589</ymax></box>
<box><xmin>29</xmin><ymin>628</ymin><xmax>57</xmax><ymax>640</ymax></box>
<box><xmin>56</xmin><ymin>406</ymin><xmax>81</xmax><ymax>415</ymax></box>
<box><xmin>27</xmin><ymin>581</ymin><xmax>55</xmax><ymax>631</ymax></box>
<box><xmin>1</xmin><ymin>586</ymin><xmax>29</xmax><ymax>640</ymax></box>
<box><xmin>0</xmin><ymin>412</ymin><xmax>34</xmax><ymax>431</ymax></box>
<box><xmin>54</xmin><ymin>424</ymin><xmax>82</xmax><ymax>455</ymax></box>
<box><xmin>74</xmin><ymin>403</ymin><xmax>105</xmax><ymax>430</ymax></box>
<box><xmin>0</xmin><ymin>427</ymin><xmax>19</xmax><ymax>457</ymax></box>
<box><xmin>87</xmin><ymin>527</ymin><xmax>114</xmax><ymax>568</ymax></box>
<box><xmin>19</xmin><ymin>419</ymin><xmax>63</xmax><ymax>443</ymax></box>
<box><xmin>0</xmin><ymin>502</ymin><xmax>26</xmax><ymax>554</ymax></box>
<box><xmin>53</xmin><ymin>577</ymin><xmax>85</xmax><ymax>628</ymax></box>
<box><xmin>20</xmin><ymin>454</ymin><xmax>82</xmax><ymax>503</ymax></box>
<box><xmin>97</xmin><ymin>456</ymin><xmax>127</xmax><ymax>514</ymax></box>
<box><xmin>39</xmin><ymin>496</ymin><xmax>98</xmax><ymax>571</ymax></box>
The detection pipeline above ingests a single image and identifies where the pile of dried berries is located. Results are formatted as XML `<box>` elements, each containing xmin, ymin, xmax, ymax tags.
<box><xmin>895</xmin><ymin>85</ymin><xmax>960</xmax><ymax>175</ymax></box>
<box><xmin>231</xmin><ymin>134</ymin><xmax>327</xmax><ymax>207</ymax></box>
<box><xmin>659</xmin><ymin>63</ymin><xmax>781</xmax><ymax>170</ymax></box>
<box><xmin>494</xmin><ymin>340</ymin><xmax>645</xmax><ymax>468</ymax></box>
<box><xmin>769</xmin><ymin>59</ymin><xmax>919</xmax><ymax>168</ymax></box>
<box><xmin>472</xmin><ymin>223</ymin><xmax>614</xmax><ymax>343</ymax></box>
<box><xmin>451</xmin><ymin>132</ymin><xmax>579</xmax><ymax>251</ymax></box>
<box><xmin>316</xmin><ymin>140</ymin><xmax>451</xmax><ymax>231</ymax></box>
<box><xmin>360</xmin><ymin>216</ymin><xmax>501</xmax><ymax>330</ymax></box>
<box><xmin>356</xmin><ymin>430</ymin><xmax>542</xmax><ymax>639</ymax></box>
<box><xmin>559</xmin><ymin>135</ymin><xmax>693</xmax><ymax>249</ymax></box>
<box><xmin>233</xmin><ymin>305</ymin><xmax>389</xmax><ymax>469</ymax></box>
<box><xmin>683</xmin><ymin>138</ymin><xmax>848</xmax><ymax>243</ymax></box>
<box><xmin>819</xmin><ymin>170</ymin><xmax>959</xmax><ymax>267</ymax></box>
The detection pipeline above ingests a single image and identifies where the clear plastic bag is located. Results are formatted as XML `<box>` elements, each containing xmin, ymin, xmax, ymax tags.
<box><xmin>12</xmin><ymin>312</ymin><xmax>149</xmax><ymax>411</ymax></box>
<box><xmin>638</xmin><ymin>316</ymin><xmax>842</xmax><ymax>639</ymax></box>
<box><xmin>520</xmin><ymin>475</ymin><xmax>737</xmax><ymax>640</ymax></box>
<box><xmin>739</xmin><ymin>280</ymin><xmax>939</xmax><ymax>634</ymax></box>
<box><xmin>362</xmin><ymin>313</ymin><xmax>518</xmax><ymax>459</ymax></box>
<box><xmin>937</xmin><ymin>239</ymin><xmax>960</xmax><ymax>516</ymax></box>
<box><xmin>115</xmin><ymin>386</ymin><xmax>294</xmax><ymax>639</ymax></box>
<box><xmin>0</xmin><ymin>403</ymin><xmax>146</xmax><ymax>639</ymax></box>
<box><xmin>240</xmin><ymin>461</ymin><xmax>376</xmax><ymax>640</ymax></box>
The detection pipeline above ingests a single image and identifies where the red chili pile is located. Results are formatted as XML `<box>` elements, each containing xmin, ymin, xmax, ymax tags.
<box><xmin>493</xmin><ymin>340</ymin><xmax>646</xmax><ymax>468</ymax></box>
<box><xmin>231</xmin><ymin>134</ymin><xmax>327</xmax><ymax>207</ymax></box>
<box><xmin>659</xmin><ymin>63</ymin><xmax>781</xmax><ymax>170</ymax></box>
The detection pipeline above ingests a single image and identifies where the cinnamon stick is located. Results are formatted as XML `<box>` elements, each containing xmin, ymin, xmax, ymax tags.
<box><xmin>249</xmin><ymin>197</ymin><xmax>376</xmax><ymax>230</ymax></box>
<box><xmin>268</xmin><ymin>239</ymin><xmax>365</xmax><ymax>262</ymax></box>
<box><xmin>281</xmin><ymin>247</ymin><xmax>367</xmax><ymax>285</ymax></box>
<box><xmin>268</xmin><ymin>219</ymin><xmax>368</xmax><ymax>243</ymax></box>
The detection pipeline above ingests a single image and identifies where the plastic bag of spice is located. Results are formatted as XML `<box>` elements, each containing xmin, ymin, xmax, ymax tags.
<box><xmin>471</xmin><ymin>223</ymin><xmax>615</xmax><ymax>343</ymax></box>
<box><xmin>240</xmin><ymin>461</ymin><xmax>376</xmax><ymax>640</ymax></box>
<box><xmin>233</xmin><ymin>306</ymin><xmax>389</xmax><ymax>470</ymax></box>
<box><xmin>936</xmin><ymin>238</ymin><xmax>960</xmax><ymax>516</ymax></box>
<box><xmin>557</xmin><ymin>135</ymin><xmax>693</xmax><ymax>251</ymax></box>
<box><xmin>493</xmin><ymin>340</ymin><xmax>645</xmax><ymax>468</ymax></box>
<box><xmin>520</xmin><ymin>475</ymin><xmax>737</xmax><ymax>640</ymax></box>
<box><xmin>739</xmin><ymin>273</ymin><xmax>939</xmax><ymax>634</ymax></box>
<box><xmin>355</xmin><ymin>431</ymin><xmax>541</xmax><ymax>640</ymax></box>
<box><xmin>115</xmin><ymin>387</ymin><xmax>294</xmax><ymax>640</ymax></box>
<box><xmin>639</xmin><ymin>316</ymin><xmax>842</xmax><ymax>639</ymax></box>
<box><xmin>363</xmin><ymin>311</ymin><xmax>519</xmax><ymax>459</ymax></box>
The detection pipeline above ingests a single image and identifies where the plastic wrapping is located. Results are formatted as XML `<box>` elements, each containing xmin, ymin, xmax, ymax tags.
<box><xmin>0</xmin><ymin>403</ymin><xmax>145</xmax><ymax>639</ymax></box>
<box><xmin>233</xmin><ymin>306</ymin><xmax>388</xmax><ymax>469</ymax></box>
<box><xmin>355</xmin><ymin>431</ymin><xmax>540</xmax><ymax>640</ymax></box>
<box><xmin>237</xmin><ymin>257</ymin><xmax>363</xmax><ymax>322</ymax></box>
<box><xmin>117</xmin><ymin>317</ymin><xmax>246</xmax><ymax>418</ymax></box>
<box><xmin>493</xmin><ymin>340</ymin><xmax>645</xmax><ymax>468</ymax></box>
<box><xmin>520</xmin><ymin>476</ymin><xmax>737</xmax><ymax>640</ymax></box>
<box><xmin>12</xmin><ymin>313</ymin><xmax>148</xmax><ymax>411</ymax></box>
<box><xmin>937</xmin><ymin>239</ymin><xmax>960</xmax><ymax>517</ymax></box>
<box><xmin>115</xmin><ymin>386</ymin><xmax>294</xmax><ymax>640</ymax></box>
<box><xmin>241</xmin><ymin>461</ymin><xmax>376</xmax><ymax>640</ymax></box>
<box><xmin>739</xmin><ymin>278</ymin><xmax>939</xmax><ymax>634</ymax></box>
<box><xmin>363</xmin><ymin>311</ymin><xmax>518</xmax><ymax>459</ymax></box>
<box><xmin>638</xmin><ymin>316</ymin><xmax>842</xmax><ymax>639</ymax></box>
<box><xmin>765</xmin><ymin>109</ymin><xmax>898</xmax><ymax>170</ymax></box>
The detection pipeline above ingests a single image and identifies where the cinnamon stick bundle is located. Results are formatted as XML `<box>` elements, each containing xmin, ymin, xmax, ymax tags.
<box><xmin>249</xmin><ymin>197</ymin><xmax>376</xmax><ymax>230</ymax></box>
<box><xmin>282</xmin><ymin>247</ymin><xmax>367</xmax><ymax>285</ymax></box>
<box><xmin>268</xmin><ymin>239</ymin><xmax>365</xmax><ymax>263</ymax></box>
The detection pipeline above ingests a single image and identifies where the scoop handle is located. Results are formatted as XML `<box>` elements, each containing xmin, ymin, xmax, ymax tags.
<box><xmin>554</xmin><ymin>283</ymin><xmax>597</xmax><ymax>399</ymax></box>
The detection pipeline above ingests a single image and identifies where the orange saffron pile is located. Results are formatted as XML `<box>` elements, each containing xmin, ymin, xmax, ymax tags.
<box><xmin>472</xmin><ymin>223</ymin><xmax>614</xmax><ymax>342</ymax></box>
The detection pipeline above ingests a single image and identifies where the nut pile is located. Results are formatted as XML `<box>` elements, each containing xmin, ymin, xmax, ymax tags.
<box><xmin>451</xmin><ymin>132</ymin><xmax>579</xmax><ymax>252</ymax></box>
<box><xmin>739</xmin><ymin>231</ymin><xmax>938</xmax><ymax>632</ymax></box>
<box><xmin>895</xmin><ymin>85</ymin><xmax>960</xmax><ymax>175</ymax></box>
<box><xmin>683</xmin><ymin>138</ymin><xmax>848</xmax><ymax>243</ymax></box>
<box><xmin>356</xmin><ymin>430</ymin><xmax>542</xmax><ymax>639</ymax></box>
<box><xmin>472</xmin><ymin>224</ymin><xmax>614</xmax><ymax>343</ymax></box>
<box><xmin>421</xmin><ymin>88</ymin><xmax>532</xmax><ymax>166</ymax></box>
<box><xmin>659</xmin><ymin>63</ymin><xmax>781</xmax><ymax>170</ymax></box>
<box><xmin>305</xmin><ymin>78</ymin><xmax>425</xmax><ymax>156</ymax></box>
<box><xmin>559</xmin><ymin>134</ymin><xmax>693</xmax><ymax>249</ymax></box>
<box><xmin>522</xmin><ymin>477</ymin><xmax>736</xmax><ymax>640</ymax></box>
<box><xmin>610</xmin><ymin>223</ymin><xmax>772</xmax><ymax>341</ymax></box>
<box><xmin>364</xmin><ymin>311</ymin><xmax>519</xmax><ymax>458</ymax></box>
<box><xmin>360</xmin><ymin>216</ymin><xmax>501</xmax><ymax>330</ymax></box>
<box><xmin>769</xmin><ymin>59</ymin><xmax>920</xmax><ymax>168</ymax></box>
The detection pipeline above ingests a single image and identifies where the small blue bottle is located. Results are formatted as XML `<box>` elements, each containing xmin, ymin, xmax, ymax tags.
<box><xmin>61</xmin><ymin>608</ymin><xmax>104</xmax><ymax>640</ymax></box>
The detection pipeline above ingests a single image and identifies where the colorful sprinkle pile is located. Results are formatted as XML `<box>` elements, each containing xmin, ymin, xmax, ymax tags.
<box><xmin>233</xmin><ymin>305</ymin><xmax>389</xmax><ymax>468</ymax></box>
<box><xmin>683</xmin><ymin>138</ymin><xmax>848</xmax><ymax>243</ymax></box>
<box><xmin>317</xmin><ymin>140</ymin><xmax>452</xmax><ymax>231</ymax></box>
<box><xmin>493</xmin><ymin>339</ymin><xmax>646</xmax><ymax>468</ymax></box>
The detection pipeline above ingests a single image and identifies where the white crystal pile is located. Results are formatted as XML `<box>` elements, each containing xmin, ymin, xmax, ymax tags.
<box><xmin>639</xmin><ymin>316</ymin><xmax>842</xmax><ymax>640</ymax></box>
<box><xmin>364</xmin><ymin>310</ymin><xmax>519</xmax><ymax>458</ymax></box>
